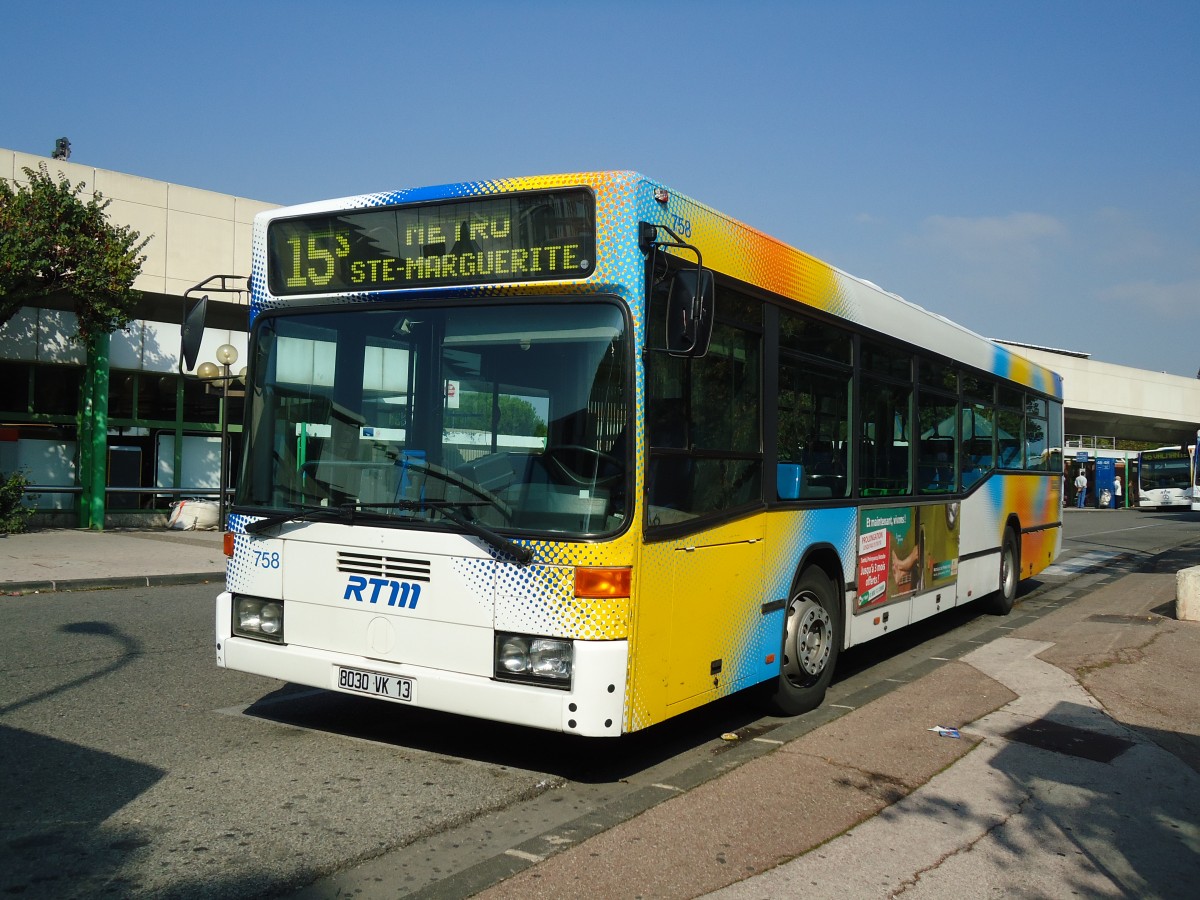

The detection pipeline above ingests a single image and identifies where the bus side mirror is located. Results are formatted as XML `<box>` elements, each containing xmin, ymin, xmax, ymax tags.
<box><xmin>181</xmin><ymin>296</ymin><xmax>209</xmax><ymax>373</ymax></box>
<box><xmin>665</xmin><ymin>268</ymin><xmax>714</xmax><ymax>358</ymax></box>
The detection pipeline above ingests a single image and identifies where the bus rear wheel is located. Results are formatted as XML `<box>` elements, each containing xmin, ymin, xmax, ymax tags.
<box><xmin>766</xmin><ymin>567</ymin><xmax>841</xmax><ymax>716</ymax></box>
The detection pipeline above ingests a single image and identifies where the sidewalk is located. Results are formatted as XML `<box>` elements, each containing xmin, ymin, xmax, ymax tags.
<box><xmin>0</xmin><ymin>527</ymin><xmax>226</xmax><ymax>594</ymax></box>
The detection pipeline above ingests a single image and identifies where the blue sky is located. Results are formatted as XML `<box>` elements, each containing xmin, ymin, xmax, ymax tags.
<box><xmin>3</xmin><ymin>0</ymin><xmax>1197</xmax><ymax>378</ymax></box>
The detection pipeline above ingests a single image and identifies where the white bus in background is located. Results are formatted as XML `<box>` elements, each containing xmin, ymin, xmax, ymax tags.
<box><xmin>1193</xmin><ymin>432</ymin><xmax>1200</xmax><ymax>512</ymax></box>
<box><xmin>1138</xmin><ymin>446</ymin><xmax>1194</xmax><ymax>509</ymax></box>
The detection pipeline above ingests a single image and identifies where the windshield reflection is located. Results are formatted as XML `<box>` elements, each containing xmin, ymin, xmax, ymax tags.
<box><xmin>236</xmin><ymin>301</ymin><xmax>631</xmax><ymax>538</ymax></box>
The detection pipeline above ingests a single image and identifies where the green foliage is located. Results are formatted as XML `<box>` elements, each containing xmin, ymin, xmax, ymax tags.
<box><xmin>454</xmin><ymin>391</ymin><xmax>547</xmax><ymax>437</ymax></box>
<box><xmin>0</xmin><ymin>469</ymin><xmax>37</xmax><ymax>534</ymax></box>
<box><xmin>0</xmin><ymin>162</ymin><xmax>149</xmax><ymax>342</ymax></box>
<box><xmin>1117</xmin><ymin>439</ymin><xmax>1160</xmax><ymax>452</ymax></box>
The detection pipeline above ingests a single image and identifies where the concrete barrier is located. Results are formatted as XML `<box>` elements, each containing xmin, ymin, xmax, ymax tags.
<box><xmin>1177</xmin><ymin>566</ymin><xmax>1200</xmax><ymax>621</ymax></box>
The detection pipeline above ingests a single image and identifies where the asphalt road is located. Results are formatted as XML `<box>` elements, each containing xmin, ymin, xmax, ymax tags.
<box><xmin>1</xmin><ymin>508</ymin><xmax>1196</xmax><ymax>898</ymax></box>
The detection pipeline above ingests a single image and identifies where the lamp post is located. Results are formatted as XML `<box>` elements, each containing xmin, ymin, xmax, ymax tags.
<box><xmin>197</xmin><ymin>343</ymin><xmax>245</xmax><ymax>529</ymax></box>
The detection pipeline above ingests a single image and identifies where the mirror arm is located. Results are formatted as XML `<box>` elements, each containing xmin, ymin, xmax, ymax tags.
<box><xmin>639</xmin><ymin>222</ymin><xmax>704</xmax><ymax>273</ymax></box>
<box><xmin>640</xmin><ymin>219</ymin><xmax>706</xmax><ymax>329</ymax></box>
<box><xmin>179</xmin><ymin>274</ymin><xmax>250</xmax><ymax>380</ymax></box>
<box><xmin>640</xmin><ymin>221</ymin><xmax>715</xmax><ymax>358</ymax></box>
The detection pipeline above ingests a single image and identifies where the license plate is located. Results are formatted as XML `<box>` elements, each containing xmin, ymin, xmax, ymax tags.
<box><xmin>335</xmin><ymin>666</ymin><xmax>414</xmax><ymax>703</ymax></box>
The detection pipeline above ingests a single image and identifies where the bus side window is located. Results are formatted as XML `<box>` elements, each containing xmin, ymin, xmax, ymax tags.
<box><xmin>918</xmin><ymin>438</ymin><xmax>955</xmax><ymax>492</ymax></box>
<box><xmin>961</xmin><ymin>438</ymin><xmax>992</xmax><ymax>487</ymax></box>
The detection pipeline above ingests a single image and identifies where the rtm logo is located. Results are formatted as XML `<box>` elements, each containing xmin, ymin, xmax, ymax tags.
<box><xmin>343</xmin><ymin>576</ymin><xmax>422</xmax><ymax>609</ymax></box>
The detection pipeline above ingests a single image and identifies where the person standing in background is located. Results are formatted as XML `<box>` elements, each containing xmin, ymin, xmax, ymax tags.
<box><xmin>1074</xmin><ymin>467</ymin><xmax>1088</xmax><ymax>508</ymax></box>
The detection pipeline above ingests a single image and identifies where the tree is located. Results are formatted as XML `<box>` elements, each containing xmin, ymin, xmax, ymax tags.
<box><xmin>0</xmin><ymin>162</ymin><xmax>151</xmax><ymax>530</ymax></box>
<box><xmin>0</xmin><ymin>162</ymin><xmax>149</xmax><ymax>341</ymax></box>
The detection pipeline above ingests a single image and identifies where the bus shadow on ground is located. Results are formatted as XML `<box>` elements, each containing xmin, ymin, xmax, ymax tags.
<box><xmin>241</xmin><ymin>682</ymin><xmax>769</xmax><ymax>783</ymax></box>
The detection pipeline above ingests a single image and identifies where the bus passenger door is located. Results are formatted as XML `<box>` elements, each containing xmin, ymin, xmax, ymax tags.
<box><xmin>664</xmin><ymin>532</ymin><xmax>765</xmax><ymax>708</ymax></box>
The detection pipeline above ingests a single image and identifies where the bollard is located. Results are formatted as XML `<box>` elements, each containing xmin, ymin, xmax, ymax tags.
<box><xmin>1177</xmin><ymin>566</ymin><xmax>1200</xmax><ymax>622</ymax></box>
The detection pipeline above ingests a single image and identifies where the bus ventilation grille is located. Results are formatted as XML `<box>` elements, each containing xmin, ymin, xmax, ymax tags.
<box><xmin>336</xmin><ymin>550</ymin><xmax>432</xmax><ymax>583</ymax></box>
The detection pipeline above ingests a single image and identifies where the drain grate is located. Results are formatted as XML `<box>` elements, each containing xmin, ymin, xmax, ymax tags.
<box><xmin>1086</xmin><ymin>613</ymin><xmax>1160</xmax><ymax>626</ymax></box>
<box><xmin>1005</xmin><ymin>718</ymin><xmax>1134</xmax><ymax>763</ymax></box>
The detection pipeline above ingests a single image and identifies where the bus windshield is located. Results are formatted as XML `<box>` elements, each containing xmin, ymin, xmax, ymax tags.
<box><xmin>236</xmin><ymin>300</ymin><xmax>630</xmax><ymax>538</ymax></box>
<box><xmin>1140</xmin><ymin>449</ymin><xmax>1190</xmax><ymax>490</ymax></box>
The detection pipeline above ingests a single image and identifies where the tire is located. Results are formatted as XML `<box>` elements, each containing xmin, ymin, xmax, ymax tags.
<box><xmin>765</xmin><ymin>567</ymin><xmax>842</xmax><ymax>716</ymax></box>
<box><xmin>985</xmin><ymin>528</ymin><xmax>1019</xmax><ymax>615</ymax></box>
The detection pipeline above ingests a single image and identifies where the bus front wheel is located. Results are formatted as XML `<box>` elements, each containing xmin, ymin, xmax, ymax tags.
<box><xmin>766</xmin><ymin>567</ymin><xmax>841</xmax><ymax>716</ymax></box>
<box><xmin>986</xmin><ymin>528</ymin><xmax>1019</xmax><ymax>615</ymax></box>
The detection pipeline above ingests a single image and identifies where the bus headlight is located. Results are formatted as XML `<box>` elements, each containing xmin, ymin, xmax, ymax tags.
<box><xmin>233</xmin><ymin>596</ymin><xmax>285</xmax><ymax>643</ymax></box>
<box><xmin>494</xmin><ymin>633</ymin><xmax>572</xmax><ymax>688</ymax></box>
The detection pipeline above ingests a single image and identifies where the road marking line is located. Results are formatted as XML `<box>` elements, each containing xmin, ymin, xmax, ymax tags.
<box><xmin>505</xmin><ymin>849</ymin><xmax>544</xmax><ymax>863</ymax></box>
<box><xmin>1077</xmin><ymin>523</ymin><xmax>1165</xmax><ymax>538</ymax></box>
<box><xmin>1040</xmin><ymin>550</ymin><xmax>1122</xmax><ymax>576</ymax></box>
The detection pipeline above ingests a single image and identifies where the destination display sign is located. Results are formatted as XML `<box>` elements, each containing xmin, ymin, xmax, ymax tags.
<box><xmin>267</xmin><ymin>189</ymin><xmax>595</xmax><ymax>296</ymax></box>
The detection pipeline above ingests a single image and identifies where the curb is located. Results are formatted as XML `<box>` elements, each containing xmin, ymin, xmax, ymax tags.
<box><xmin>3</xmin><ymin>571</ymin><xmax>227</xmax><ymax>596</ymax></box>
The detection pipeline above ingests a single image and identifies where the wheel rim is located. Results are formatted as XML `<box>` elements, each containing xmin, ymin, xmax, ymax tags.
<box><xmin>1001</xmin><ymin>543</ymin><xmax>1016</xmax><ymax>597</ymax></box>
<box><xmin>783</xmin><ymin>591</ymin><xmax>833</xmax><ymax>684</ymax></box>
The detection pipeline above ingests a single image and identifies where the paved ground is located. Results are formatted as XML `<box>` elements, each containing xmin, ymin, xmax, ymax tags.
<box><xmin>3</xmin><ymin>527</ymin><xmax>1199</xmax><ymax>898</ymax></box>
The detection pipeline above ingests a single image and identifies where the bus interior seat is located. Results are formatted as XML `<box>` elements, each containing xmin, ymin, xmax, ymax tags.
<box><xmin>800</xmin><ymin>440</ymin><xmax>846</xmax><ymax>498</ymax></box>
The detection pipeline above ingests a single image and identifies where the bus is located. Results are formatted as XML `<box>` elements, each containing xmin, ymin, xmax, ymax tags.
<box><xmin>190</xmin><ymin>171</ymin><xmax>1063</xmax><ymax>737</ymax></box>
<box><xmin>1194</xmin><ymin>433</ymin><xmax>1200</xmax><ymax>511</ymax></box>
<box><xmin>1137</xmin><ymin>446</ymin><xmax>1193</xmax><ymax>509</ymax></box>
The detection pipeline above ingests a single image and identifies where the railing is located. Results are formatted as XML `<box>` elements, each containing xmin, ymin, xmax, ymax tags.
<box><xmin>1065</xmin><ymin>435</ymin><xmax>1118</xmax><ymax>450</ymax></box>
<box><xmin>25</xmin><ymin>485</ymin><xmax>233</xmax><ymax>503</ymax></box>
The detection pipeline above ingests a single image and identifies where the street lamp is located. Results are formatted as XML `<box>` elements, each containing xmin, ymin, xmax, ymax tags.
<box><xmin>198</xmin><ymin>343</ymin><xmax>246</xmax><ymax>529</ymax></box>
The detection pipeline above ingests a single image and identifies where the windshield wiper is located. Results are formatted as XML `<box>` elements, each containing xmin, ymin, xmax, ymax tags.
<box><xmin>365</xmin><ymin>499</ymin><xmax>533</xmax><ymax>565</ymax></box>
<box><xmin>242</xmin><ymin>503</ymin><xmax>357</xmax><ymax>535</ymax></box>
<box><xmin>243</xmin><ymin>501</ymin><xmax>411</xmax><ymax>535</ymax></box>
<box><xmin>242</xmin><ymin>500</ymin><xmax>533</xmax><ymax>565</ymax></box>
<box><xmin>433</xmin><ymin>503</ymin><xmax>532</xmax><ymax>565</ymax></box>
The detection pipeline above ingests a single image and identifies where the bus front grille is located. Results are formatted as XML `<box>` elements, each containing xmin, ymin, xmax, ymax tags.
<box><xmin>336</xmin><ymin>550</ymin><xmax>432</xmax><ymax>583</ymax></box>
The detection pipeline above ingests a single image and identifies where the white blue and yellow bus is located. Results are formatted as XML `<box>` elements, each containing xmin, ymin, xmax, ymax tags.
<box><xmin>195</xmin><ymin>172</ymin><xmax>1063</xmax><ymax>736</ymax></box>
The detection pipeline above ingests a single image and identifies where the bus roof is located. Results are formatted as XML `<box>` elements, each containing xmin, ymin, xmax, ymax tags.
<box><xmin>252</xmin><ymin>171</ymin><xmax>1061</xmax><ymax>398</ymax></box>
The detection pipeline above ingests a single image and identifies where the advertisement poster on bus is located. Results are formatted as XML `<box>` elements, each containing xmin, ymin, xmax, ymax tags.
<box><xmin>857</xmin><ymin>503</ymin><xmax>960</xmax><ymax>609</ymax></box>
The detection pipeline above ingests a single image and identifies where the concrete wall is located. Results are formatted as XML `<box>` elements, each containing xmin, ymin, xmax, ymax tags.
<box><xmin>0</xmin><ymin>148</ymin><xmax>277</xmax><ymax>298</ymax></box>
<box><xmin>1003</xmin><ymin>343</ymin><xmax>1200</xmax><ymax>444</ymax></box>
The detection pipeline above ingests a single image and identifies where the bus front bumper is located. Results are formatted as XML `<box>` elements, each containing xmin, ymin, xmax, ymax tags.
<box><xmin>215</xmin><ymin>593</ymin><xmax>629</xmax><ymax>737</ymax></box>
